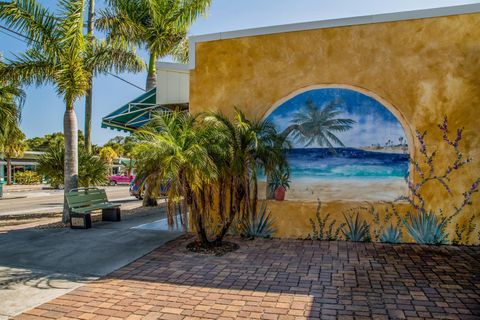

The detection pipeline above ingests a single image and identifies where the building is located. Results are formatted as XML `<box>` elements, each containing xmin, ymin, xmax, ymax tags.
<box><xmin>101</xmin><ymin>4</ymin><xmax>480</xmax><ymax>244</ymax></box>
<box><xmin>0</xmin><ymin>151</ymin><xmax>43</xmax><ymax>183</ymax></box>
<box><xmin>0</xmin><ymin>151</ymin><xmax>130</xmax><ymax>183</ymax></box>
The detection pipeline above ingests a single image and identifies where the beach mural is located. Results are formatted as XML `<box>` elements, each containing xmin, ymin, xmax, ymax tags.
<box><xmin>260</xmin><ymin>88</ymin><xmax>409</xmax><ymax>201</ymax></box>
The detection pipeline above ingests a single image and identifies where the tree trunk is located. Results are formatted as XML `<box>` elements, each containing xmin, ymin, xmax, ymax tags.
<box><xmin>127</xmin><ymin>157</ymin><xmax>132</xmax><ymax>176</ymax></box>
<box><xmin>252</xmin><ymin>172</ymin><xmax>258</xmax><ymax>219</ymax></box>
<box><xmin>84</xmin><ymin>0</ymin><xmax>95</xmax><ymax>154</ymax></box>
<box><xmin>142</xmin><ymin>184</ymin><xmax>157</xmax><ymax>206</ymax></box>
<box><xmin>192</xmin><ymin>196</ymin><xmax>209</xmax><ymax>247</ymax></box>
<box><xmin>63</xmin><ymin>106</ymin><xmax>79</xmax><ymax>224</ymax></box>
<box><xmin>215</xmin><ymin>182</ymin><xmax>237</xmax><ymax>243</ymax></box>
<box><xmin>146</xmin><ymin>53</ymin><xmax>156</xmax><ymax>91</ymax></box>
<box><xmin>6</xmin><ymin>157</ymin><xmax>11</xmax><ymax>185</ymax></box>
<box><xmin>84</xmin><ymin>88</ymin><xmax>92</xmax><ymax>153</ymax></box>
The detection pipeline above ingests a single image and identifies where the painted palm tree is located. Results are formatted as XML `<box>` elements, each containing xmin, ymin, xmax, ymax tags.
<box><xmin>0</xmin><ymin>0</ymin><xmax>145</xmax><ymax>222</ymax></box>
<box><xmin>280</xmin><ymin>98</ymin><xmax>355</xmax><ymax>148</ymax></box>
<box><xmin>96</xmin><ymin>0</ymin><xmax>211</xmax><ymax>90</ymax></box>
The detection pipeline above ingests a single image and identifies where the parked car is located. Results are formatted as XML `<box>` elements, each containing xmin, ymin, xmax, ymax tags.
<box><xmin>108</xmin><ymin>174</ymin><xmax>134</xmax><ymax>186</ymax></box>
<box><xmin>129</xmin><ymin>176</ymin><xmax>144</xmax><ymax>199</ymax></box>
<box><xmin>129</xmin><ymin>176</ymin><xmax>170</xmax><ymax>200</ymax></box>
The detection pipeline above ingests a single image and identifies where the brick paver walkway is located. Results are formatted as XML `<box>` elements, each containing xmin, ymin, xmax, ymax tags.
<box><xmin>15</xmin><ymin>237</ymin><xmax>480</xmax><ymax>320</ymax></box>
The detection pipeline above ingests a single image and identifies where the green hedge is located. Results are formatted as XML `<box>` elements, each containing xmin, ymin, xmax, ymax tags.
<box><xmin>15</xmin><ymin>171</ymin><xmax>41</xmax><ymax>185</ymax></box>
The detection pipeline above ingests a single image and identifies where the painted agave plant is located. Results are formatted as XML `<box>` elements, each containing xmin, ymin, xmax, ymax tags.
<box><xmin>403</xmin><ymin>211</ymin><xmax>448</xmax><ymax>245</ymax></box>
<box><xmin>380</xmin><ymin>224</ymin><xmax>402</xmax><ymax>244</ymax></box>
<box><xmin>240</xmin><ymin>203</ymin><xmax>276</xmax><ymax>239</ymax></box>
<box><xmin>342</xmin><ymin>212</ymin><xmax>370</xmax><ymax>242</ymax></box>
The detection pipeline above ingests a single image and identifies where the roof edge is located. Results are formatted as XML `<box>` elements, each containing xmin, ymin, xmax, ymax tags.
<box><xmin>188</xmin><ymin>3</ymin><xmax>480</xmax><ymax>69</ymax></box>
<box><xmin>156</xmin><ymin>62</ymin><xmax>190</xmax><ymax>72</ymax></box>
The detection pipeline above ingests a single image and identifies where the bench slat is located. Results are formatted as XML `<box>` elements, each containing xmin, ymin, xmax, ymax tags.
<box><xmin>66</xmin><ymin>188</ymin><xmax>118</xmax><ymax>214</ymax></box>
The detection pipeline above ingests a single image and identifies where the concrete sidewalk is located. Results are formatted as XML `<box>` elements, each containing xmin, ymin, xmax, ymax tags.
<box><xmin>0</xmin><ymin>207</ymin><xmax>182</xmax><ymax>318</ymax></box>
<box><xmin>1</xmin><ymin>184</ymin><xmax>49</xmax><ymax>193</ymax></box>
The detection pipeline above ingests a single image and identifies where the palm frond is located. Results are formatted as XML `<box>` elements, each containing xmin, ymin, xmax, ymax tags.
<box><xmin>2</xmin><ymin>49</ymin><xmax>56</xmax><ymax>86</ymax></box>
<box><xmin>0</xmin><ymin>0</ymin><xmax>59</xmax><ymax>51</ymax></box>
<box><xmin>87</xmin><ymin>39</ymin><xmax>145</xmax><ymax>75</ymax></box>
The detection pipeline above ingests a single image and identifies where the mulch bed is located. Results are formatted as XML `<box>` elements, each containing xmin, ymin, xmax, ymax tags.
<box><xmin>186</xmin><ymin>240</ymin><xmax>240</xmax><ymax>256</ymax></box>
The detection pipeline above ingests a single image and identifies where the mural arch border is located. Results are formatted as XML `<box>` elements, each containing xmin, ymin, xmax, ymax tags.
<box><xmin>262</xmin><ymin>83</ymin><xmax>415</xmax><ymax>158</ymax></box>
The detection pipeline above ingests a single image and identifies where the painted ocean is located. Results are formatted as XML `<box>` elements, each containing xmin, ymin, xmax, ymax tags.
<box><xmin>283</xmin><ymin>148</ymin><xmax>409</xmax><ymax>180</ymax></box>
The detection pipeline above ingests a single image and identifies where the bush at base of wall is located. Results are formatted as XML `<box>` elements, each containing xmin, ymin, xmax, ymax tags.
<box><xmin>14</xmin><ymin>171</ymin><xmax>41</xmax><ymax>185</ymax></box>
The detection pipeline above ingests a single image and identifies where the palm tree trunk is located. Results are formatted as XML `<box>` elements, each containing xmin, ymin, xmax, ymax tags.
<box><xmin>84</xmin><ymin>0</ymin><xmax>95</xmax><ymax>154</ymax></box>
<box><xmin>127</xmin><ymin>157</ymin><xmax>132</xmax><ymax>176</ymax></box>
<box><xmin>84</xmin><ymin>88</ymin><xmax>92</xmax><ymax>153</ymax></box>
<box><xmin>146</xmin><ymin>53</ymin><xmax>156</xmax><ymax>91</ymax></box>
<box><xmin>6</xmin><ymin>157</ymin><xmax>12</xmax><ymax>185</ymax></box>
<box><xmin>192</xmin><ymin>195</ymin><xmax>209</xmax><ymax>247</ymax></box>
<box><xmin>252</xmin><ymin>171</ymin><xmax>258</xmax><ymax>219</ymax></box>
<box><xmin>142</xmin><ymin>184</ymin><xmax>157</xmax><ymax>206</ymax></box>
<box><xmin>63</xmin><ymin>104</ymin><xmax>79</xmax><ymax>224</ymax></box>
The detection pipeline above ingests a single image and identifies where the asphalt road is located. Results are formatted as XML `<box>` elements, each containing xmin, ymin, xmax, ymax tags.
<box><xmin>0</xmin><ymin>186</ymin><xmax>139</xmax><ymax>216</ymax></box>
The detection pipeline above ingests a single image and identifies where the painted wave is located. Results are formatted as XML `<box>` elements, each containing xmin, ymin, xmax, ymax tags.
<box><xmin>268</xmin><ymin>148</ymin><xmax>409</xmax><ymax>180</ymax></box>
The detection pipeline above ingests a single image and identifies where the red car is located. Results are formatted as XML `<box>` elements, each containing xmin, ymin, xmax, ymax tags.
<box><xmin>108</xmin><ymin>175</ymin><xmax>134</xmax><ymax>185</ymax></box>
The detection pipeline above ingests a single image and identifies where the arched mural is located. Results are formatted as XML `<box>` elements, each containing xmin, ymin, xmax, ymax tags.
<box><xmin>260</xmin><ymin>88</ymin><xmax>409</xmax><ymax>201</ymax></box>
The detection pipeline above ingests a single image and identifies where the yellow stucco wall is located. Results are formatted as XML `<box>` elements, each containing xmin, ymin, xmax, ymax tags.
<box><xmin>189</xmin><ymin>13</ymin><xmax>480</xmax><ymax>244</ymax></box>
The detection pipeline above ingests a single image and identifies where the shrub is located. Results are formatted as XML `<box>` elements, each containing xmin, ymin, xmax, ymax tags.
<box><xmin>342</xmin><ymin>212</ymin><xmax>370</xmax><ymax>242</ymax></box>
<box><xmin>240</xmin><ymin>203</ymin><xmax>275</xmax><ymax>239</ymax></box>
<box><xmin>37</xmin><ymin>145</ymin><xmax>108</xmax><ymax>188</ymax></box>
<box><xmin>403</xmin><ymin>211</ymin><xmax>448</xmax><ymax>245</ymax></box>
<box><xmin>14</xmin><ymin>171</ymin><xmax>41</xmax><ymax>185</ymax></box>
<box><xmin>380</xmin><ymin>224</ymin><xmax>402</xmax><ymax>244</ymax></box>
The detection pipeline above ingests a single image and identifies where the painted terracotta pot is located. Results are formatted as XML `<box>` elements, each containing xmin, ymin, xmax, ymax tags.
<box><xmin>274</xmin><ymin>186</ymin><xmax>286</xmax><ymax>201</ymax></box>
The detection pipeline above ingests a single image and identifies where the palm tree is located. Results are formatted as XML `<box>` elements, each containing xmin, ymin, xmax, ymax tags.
<box><xmin>99</xmin><ymin>146</ymin><xmax>118</xmax><ymax>175</ymax></box>
<box><xmin>0</xmin><ymin>0</ymin><xmax>145</xmax><ymax>222</ymax></box>
<box><xmin>0</xmin><ymin>57</ymin><xmax>24</xmax><ymax>135</ymax></box>
<box><xmin>135</xmin><ymin>112</ymin><xmax>218</xmax><ymax>239</ymax></box>
<box><xmin>204</xmin><ymin>111</ymin><xmax>288</xmax><ymax>240</ymax></box>
<box><xmin>83</xmin><ymin>0</ymin><xmax>95</xmax><ymax>154</ymax></box>
<box><xmin>96</xmin><ymin>0</ymin><xmax>211</xmax><ymax>90</ymax></box>
<box><xmin>122</xmin><ymin>136</ymin><xmax>138</xmax><ymax>176</ymax></box>
<box><xmin>37</xmin><ymin>144</ymin><xmax>108</xmax><ymax>188</ymax></box>
<box><xmin>1</xmin><ymin>125</ymin><xmax>26</xmax><ymax>184</ymax></box>
<box><xmin>280</xmin><ymin>98</ymin><xmax>355</xmax><ymax>148</ymax></box>
<box><xmin>135</xmin><ymin>111</ymin><xmax>288</xmax><ymax>247</ymax></box>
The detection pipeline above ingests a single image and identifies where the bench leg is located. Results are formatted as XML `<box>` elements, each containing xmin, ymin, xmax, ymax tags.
<box><xmin>102</xmin><ymin>207</ymin><xmax>121</xmax><ymax>221</ymax></box>
<box><xmin>70</xmin><ymin>213</ymin><xmax>92</xmax><ymax>229</ymax></box>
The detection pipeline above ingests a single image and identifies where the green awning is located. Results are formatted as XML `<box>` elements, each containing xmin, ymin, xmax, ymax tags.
<box><xmin>102</xmin><ymin>87</ymin><xmax>189</xmax><ymax>132</ymax></box>
<box><xmin>101</xmin><ymin>88</ymin><xmax>163</xmax><ymax>132</ymax></box>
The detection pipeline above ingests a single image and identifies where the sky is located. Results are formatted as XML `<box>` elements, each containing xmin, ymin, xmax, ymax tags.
<box><xmin>266</xmin><ymin>88</ymin><xmax>406</xmax><ymax>148</ymax></box>
<box><xmin>1</xmin><ymin>0</ymin><xmax>478</xmax><ymax>145</ymax></box>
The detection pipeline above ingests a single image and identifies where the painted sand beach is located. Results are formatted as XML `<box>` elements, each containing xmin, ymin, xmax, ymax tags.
<box><xmin>259</xmin><ymin>178</ymin><xmax>407</xmax><ymax>201</ymax></box>
<box><xmin>259</xmin><ymin>147</ymin><xmax>408</xmax><ymax>201</ymax></box>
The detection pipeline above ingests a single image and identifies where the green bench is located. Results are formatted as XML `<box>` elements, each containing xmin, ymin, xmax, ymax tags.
<box><xmin>66</xmin><ymin>188</ymin><xmax>121</xmax><ymax>229</ymax></box>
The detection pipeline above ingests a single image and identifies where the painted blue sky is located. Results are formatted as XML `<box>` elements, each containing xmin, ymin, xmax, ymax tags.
<box><xmin>1</xmin><ymin>0</ymin><xmax>477</xmax><ymax>144</ymax></box>
<box><xmin>266</xmin><ymin>88</ymin><xmax>406</xmax><ymax>148</ymax></box>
